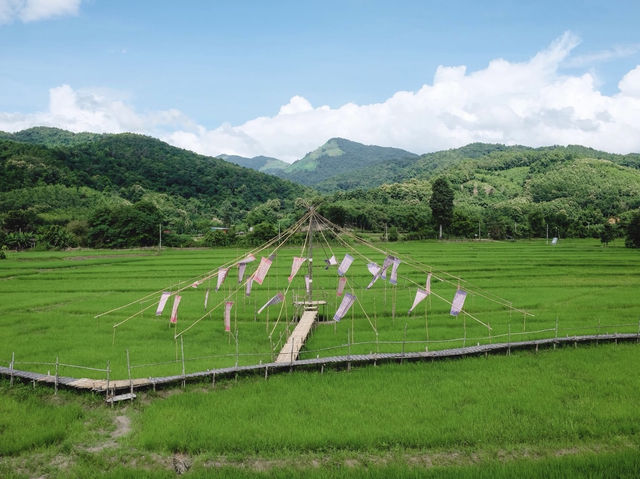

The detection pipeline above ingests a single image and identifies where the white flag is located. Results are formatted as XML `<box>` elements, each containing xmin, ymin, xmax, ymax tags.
<box><xmin>426</xmin><ymin>273</ymin><xmax>432</xmax><ymax>295</ymax></box>
<box><xmin>409</xmin><ymin>289</ymin><xmax>428</xmax><ymax>313</ymax></box>
<box><xmin>337</xmin><ymin>254</ymin><xmax>354</xmax><ymax>277</ymax></box>
<box><xmin>245</xmin><ymin>275</ymin><xmax>254</xmax><ymax>296</ymax></box>
<box><xmin>304</xmin><ymin>275</ymin><xmax>312</xmax><ymax>294</ymax></box>
<box><xmin>389</xmin><ymin>257</ymin><xmax>401</xmax><ymax>285</ymax></box>
<box><xmin>238</xmin><ymin>262</ymin><xmax>247</xmax><ymax>283</ymax></box>
<box><xmin>204</xmin><ymin>288</ymin><xmax>210</xmax><ymax>309</ymax></box>
<box><xmin>380</xmin><ymin>255</ymin><xmax>395</xmax><ymax>280</ymax></box>
<box><xmin>253</xmin><ymin>257</ymin><xmax>272</xmax><ymax>285</ymax></box>
<box><xmin>224</xmin><ymin>301</ymin><xmax>233</xmax><ymax>332</ymax></box>
<box><xmin>170</xmin><ymin>295</ymin><xmax>181</xmax><ymax>324</ymax></box>
<box><xmin>367</xmin><ymin>262</ymin><xmax>381</xmax><ymax>276</ymax></box>
<box><xmin>337</xmin><ymin>276</ymin><xmax>347</xmax><ymax>296</ymax></box>
<box><xmin>288</xmin><ymin>256</ymin><xmax>306</xmax><ymax>282</ymax></box>
<box><xmin>243</xmin><ymin>253</ymin><xmax>256</xmax><ymax>263</ymax></box>
<box><xmin>216</xmin><ymin>267</ymin><xmax>229</xmax><ymax>292</ymax></box>
<box><xmin>258</xmin><ymin>292</ymin><xmax>284</xmax><ymax>314</ymax></box>
<box><xmin>333</xmin><ymin>293</ymin><xmax>356</xmax><ymax>322</ymax></box>
<box><xmin>450</xmin><ymin>290</ymin><xmax>467</xmax><ymax>316</ymax></box>
<box><xmin>156</xmin><ymin>292</ymin><xmax>171</xmax><ymax>316</ymax></box>
<box><xmin>325</xmin><ymin>255</ymin><xmax>338</xmax><ymax>269</ymax></box>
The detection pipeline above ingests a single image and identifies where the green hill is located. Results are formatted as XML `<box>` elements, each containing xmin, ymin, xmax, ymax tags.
<box><xmin>218</xmin><ymin>154</ymin><xmax>289</xmax><ymax>173</ymax></box>
<box><xmin>0</xmin><ymin>126</ymin><xmax>103</xmax><ymax>147</ymax></box>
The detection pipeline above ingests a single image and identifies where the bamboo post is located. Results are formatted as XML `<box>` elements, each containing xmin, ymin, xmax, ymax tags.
<box><xmin>126</xmin><ymin>349</ymin><xmax>133</xmax><ymax>401</ymax></box>
<box><xmin>54</xmin><ymin>356</ymin><xmax>59</xmax><ymax>395</ymax></box>
<box><xmin>554</xmin><ymin>316</ymin><xmax>558</xmax><ymax>350</ymax></box>
<box><xmin>463</xmin><ymin>315</ymin><xmax>467</xmax><ymax>347</ymax></box>
<box><xmin>264</xmin><ymin>366</ymin><xmax>268</xmax><ymax>380</ymax></box>
<box><xmin>402</xmin><ymin>322</ymin><xmax>407</xmax><ymax>362</ymax></box>
<box><xmin>212</xmin><ymin>371</ymin><xmax>216</xmax><ymax>388</ymax></box>
<box><xmin>235</xmin><ymin>329</ymin><xmax>239</xmax><ymax>368</ymax></box>
<box><xmin>105</xmin><ymin>360</ymin><xmax>110</xmax><ymax>402</ymax></box>
<box><xmin>9</xmin><ymin>352</ymin><xmax>14</xmax><ymax>387</ymax></box>
<box><xmin>507</xmin><ymin>324</ymin><xmax>511</xmax><ymax>356</ymax></box>
<box><xmin>180</xmin><ymin>336</ymin><xmax>185</xmax><ymax>389</ymax></box>
<box><xmin>347</xmin><ymin>331</ymin><xmax>351</xmax><ymax>371</ymax></box>
<box><xmin>392</xmin><ymin>286</ymin><xmax>396</xmax><ymax>321</ymax></box>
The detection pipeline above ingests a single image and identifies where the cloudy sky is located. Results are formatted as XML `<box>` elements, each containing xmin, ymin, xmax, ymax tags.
<box><xmin>1</xmin><ymin>0</ymin><xmax>640</xmax><ymax>161</ymax></box>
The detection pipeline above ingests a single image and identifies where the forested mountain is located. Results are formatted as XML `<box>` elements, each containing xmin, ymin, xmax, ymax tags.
<box><xmin>0</xmin><ymin>126</ymin><xmax>103</xmax><ymax>148</ymax></box>
<box><xmin>271</xmin><ymin>137</ymin><xmax>418</xmax><ymax>186</ymax></box>
<box><xmin>218</xmin><ymin>154</ymin><xmax>288</xmax><ymax>173</ymax></box>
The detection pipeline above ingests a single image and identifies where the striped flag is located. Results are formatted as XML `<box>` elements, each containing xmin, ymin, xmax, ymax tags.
<box><xmin>426</xmin><ymin>273</ymin><xmax>432</xmax><ymax>294</ymax></box>
<box><xmin>333</xmin><ymin>293</ymin><xmax>356</xmax><ymax>322</ymax></box>
<box><xmin>204</xmin><ymin>288</ymin><xmax>210</xmax><ymax>309</ymax></box>
<box><xmin>337</xmin><ymin>276</ymin><xmax>347</xmax><ymax>296</ymax></box>
<box><xmin>224</xmin><ymin>301</ymin><xmax>233</xmax><ymax>332</ymax></box>
<box><xmin>253</xmin><ymin>257</ymin><xmax>272</xmax><ymax>285</ymax></box>
<box><xmin>216</xmin><ymin>267</ymin><xmax>229</xmax><ymax>292</ymax></box>
<box><xmin>258</xmin><ymin>292</ymin><xmax>284</xmax><ymax>314</ymax></box>
<box><xmin>170</xmin><ymin>295</ymin><xmax>181</xmax><ymax>324</ymax></box>
<box><xmin>156</xmin><ymin>292</ymin><xmax>171</xmax><ymax>316</ymax></box>
<box><xmin>238</xmin><ymin>262</ymin><xmax>247</xmax><ymax>283</ymax></box>
<box><xmin>288</xmin><ymin>256</ymin><xmax>306</xmax><ymax>282</ymax></box>
<box><xmin>337</xmin><ymin>254</ymin><xmax>354</xmax><ymax>277</ymax></box>
<box><xmin>245</xmin><ymin>275</ymin><xmax>254</xmax><ymax>297</ymax></box>
<box><xmin>389</xmin><ymin>257</ymin><xmax>401</xmax><ymax>285</ymax></box>
<box><xmin>450</xmin><ymin>290</ymin><xmax>467</xmax><ymax>316</ymax></box>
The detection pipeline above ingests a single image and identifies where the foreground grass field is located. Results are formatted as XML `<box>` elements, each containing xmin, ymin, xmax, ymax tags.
<box><xmin>1</xmin><ymin>238</ymin><xmax>639</xmax><ymax>379</ymax></box>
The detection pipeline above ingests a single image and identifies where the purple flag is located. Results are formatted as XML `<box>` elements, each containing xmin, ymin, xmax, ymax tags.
<box><xmin>224</xmin><ymin>301</ymin><xmax>233</xmax><ymax>332</ymax></box>
<box><xmin>337</xmin><ymin>254</ymin><xmax>354</xmax><ymax>277</ymax></box>
<box><xmin>409</xmin><ymin>289</ymin><xmax>428</xmax><ymax>313</ymax></box>
<box><xmin>288</xmin><ymin>256</ymin><xmax>306</xmax><ymax>282</ymax></box>
<box><xmin>170</xmin><ymin>295</ymin><xmax>181</xmax><ymax>324</ymax></box>
<box><xmin>380</xmin><ymin>255</ymin><xmax>395</xmax><ymax>280</ymax></box>
<box><xmin>216</xmin><ymin>267</ymin><xmax>229</xmax><ymax>292</ymax></box>
<box><xmin>245</xmin><ymin>275</ymin><xmax>254</xmax><ymax>297</ymax></box>
<box><xmin>389</xmin><ymin>257</ymin><xmax>401</xmax><ymax>285</ymax></box>
<box><xmin>238</xmin><ymin>262</ymin><xmax>247</xmax><ymax>283</ymax></box>
<box><xmin>156</xmin><ymin>292</ymin><xmax>171</xmax><ymax>316</ymax></box>
<box><xmin>258</xmin><ymin>292</ymin><xmax>284</xmax><ymax>314</ymax></box>
<box><xmin>253</xmin><ymin>257</ymin><xmax>272</xmax><ymax>285</ymax></box>
<box><xmin>333</xmin><ymin>293</ymin><xmax>356</xmax><ymax>322</ymax></box>
<box><xmin>450</xmin><ymin>290</ymin><xmax>467</xmax><ymax>316</ymax></box>
<box><xmin>337</xmin><ymin>276</ymin><xmax>347</xmax><ymax>296</ymax></box>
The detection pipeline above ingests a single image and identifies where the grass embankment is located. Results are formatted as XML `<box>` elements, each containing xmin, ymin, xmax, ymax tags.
<box><xmin>1</xmin><ymin>344</ymin><xmax>639</xmax><ymax>477</ymax></box>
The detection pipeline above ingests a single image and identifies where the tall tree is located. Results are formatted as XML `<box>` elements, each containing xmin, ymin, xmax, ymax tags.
<box><xmin>430</xmin><ymin>177</ymin><xmax>454</xmax><ymax>239</ymax></box>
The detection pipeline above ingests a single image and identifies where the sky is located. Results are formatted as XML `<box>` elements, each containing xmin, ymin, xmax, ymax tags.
<box><xmin>1</xmin><ymin>0</ymin><xmax>640</xmax><ymax>162</ymax></box>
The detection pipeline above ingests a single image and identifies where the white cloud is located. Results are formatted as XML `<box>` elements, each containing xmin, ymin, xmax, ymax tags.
<box><xmin>0</xmin><ymin>0</ymin><xmax>81</xmax><ymax>24</ymax></box>
<box><xmin>564</xmin><ymin>44</ymin><xmax>640</xmax><ymax>68</ymax></box>
<box><xmin>2</xmin><ymin>32</ymin><xmax>640</xmax><ymax>161</ymax></box>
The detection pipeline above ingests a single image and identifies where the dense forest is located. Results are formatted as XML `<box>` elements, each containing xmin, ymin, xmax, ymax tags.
<box><xmin>1</xmin><ymin>127</ymin><xmax>640</xmax><ymax>251</ymax></box>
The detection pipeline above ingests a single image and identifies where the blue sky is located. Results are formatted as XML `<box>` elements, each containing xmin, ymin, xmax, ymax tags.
<box><xmin>1</xmin><ymin>0</ymin><xmax>640</xmax><ymax>160</ymax></box>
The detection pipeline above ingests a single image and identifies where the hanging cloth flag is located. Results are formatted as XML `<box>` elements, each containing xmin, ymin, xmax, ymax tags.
<box><xmin>191</xmin><ymin>280</ymin><xmax>202</xmax><ymax>288</ymax></box>
<box><xmin>389</xmin><ymin>257</ymin><xmax>401</xmax><ymax>285</ymax></box>
<box><xmin>288</xmin><ymin>256</ymin><xmax>306</xmax><ymax>282</ymax></box>
<box><xmin>380</xmin><ymin>255</ymin><xmax>395</xmax><ymax>280</ymax></box>
<box><xmin>337</xmin><ymin>254</ymin><xmax>354</xmax><ymax>277</ymax></box>
<box><xmin>245</xmin><ymin>275</ymin><xmax>254</xmax><ymax>297</ymax></box>
<box><xmin>156</xmin><ymin>292</ymin><xmax>171</xmax><ymax>316</ymax></box>
<box><xmin>238</xmin><ymin>262</ymin><xmax>248</xmax><ymax>283</ymax></box>
<box><xmin>337</xmin><ymin>276</ymin><xmax>347</xmax><ymax>296</ymax></box>
<box><xmin>243</xmin><ymin>253</ymin><xmax>256</xmax><ymax>263</ymax></box>
<box><xmin>426</xmin><ymin>273</ymin><xmax>432</xmax><ymax>295</ymax></box>
<box><xmin>258</xmin><ymin>292</ymin><xmax>284</xmax><ymax>314</ymax></box>
<box><xmin>204</xmin><ymin>288</ymin><xmax>210</xmax><ymax>309</ymax></box>
<box><xmin>253</xmin><ymin>257</ymin><xmax>272</xmax><ymax>285</ymax></box>
<box><xmin>170</xmin><ymin>295</ymin><xmax>182</xmax><ymax>324</ymax></box>
<box><xmin>224</xmin><ymin>301</ymin><xmax>233</xmax><ymax>332</ymax></box>
<box><xmin>324</xmin><ymin>255</ymin><xmax>338</xmax><ymax>269</ymax></box>
<box><xmin>409</xmin><ymin>289</ymin><xmax>428</xmax><ymax>314</ymax></box>
<box><xmin>367</xmin><ymin>262</ymin><xmax>381</xmax><ymax>276</ymax></box>
<box><xmin>305</xmin><ymin>275</ymin><xmax>312</xmax><ymax>294</ymax></box>
<box><xmin>333</xmin><ymin>293</ymin><xmax>356</xmax><ymax>322</ymax></box>
<box><xmin>268</xmin><ymin>253</ymin><xmax>276</xmax><ymax>261</ymax></box>
<box><xmin>450</xmin><ymin>290</ymin><xmax>467</xmax><ymax>316</ymax></box>
<box><xmin>216</xmin><ymin>267</ymin><xmax>229</xmax><ymax>292</ymax></box>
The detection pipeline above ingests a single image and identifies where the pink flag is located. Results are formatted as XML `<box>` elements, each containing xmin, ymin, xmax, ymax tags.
<box><xmin>238</xmin><ymin>262</ymin><xmax>247</xmax><ymax>283</ymax></box>
<box><xmin>426</xmin><ymin>273</ymin><xmax>432</xmax><ymax>294</ymax></box>
<box><xmin>243</xmin><ymin>253</ymin><xmax>256</xmax><ymax>263</ymax></box>
<box><xmin>191</xmin><ymin>280</ymin><xmax>201</xmax><ymax>288</ymax></box>
<box><xmin>450</xmin><ymin>290</ymin><xmax>467</xmax><ymax>316</ymax></box>
<box><xmin>337</xmin><ymin>276</ymin><xmax>347</xmax><ymax>296</ymax></box>
<box><xmin>204</xmin><ymin>288</ymin><xmax>210</xmax><ymax>309</ymax></box>
<box><xmin>253</xmin><ymin>257</ymin><xmax>272</xmax><ymax>285</ymax></box>
<box><xmin>304</xmin><ymin>275</ymin><xmax>311</xmax><ymax>294</ymax></box>
<box><xmin>409</xmin><ymin>289</ymin><xmax>428</xmax><ymax>313</ymax></box>
<box><xmin>389</xmin><ymin>257</ymin><xmax>401</xmax><ymax>285</ymax></box>
<box><xmin>337</xmin><ymin>254</ymin><xmax>354</xmax><ymax>277</ymax></box>
<box><xmin>245</xmin><ymin>275</ymin><xmax>254</xmax><ymax>296</ymax></box>
<box><xmin>288</xmin><ymin>256</ymin><xmax>306</xmax><ymax>282</ymax></box>
<box><xmin>216</xmin><ymin>267</ymin><xmax>229</xmax><ymax>292</ymax></box>
<box><xmin>224</xmin><ymin>301</ymin><xmax>233</xmax><ymax>332</ymax></box>
<box><xmin>333</xmin><ymin>293</ymin><xmax>356</xmax><ymax>322</ymax></box>
<box><xmin>258</xmin><ymin>292</ymin><xmax>284</xmax><ymax>314</ymax></box>
<box><xmin>170</xmin><ymin>295</ymin><xmax>182</xmax><ymax>324</ymax></box>
<box><xmin>156</xmin><ymin>292</ymin><xmax>171</xmax><ymax>316</ymax></box>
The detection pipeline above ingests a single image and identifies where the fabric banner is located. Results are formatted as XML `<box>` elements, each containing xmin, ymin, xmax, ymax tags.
<box><xmin>243</xmin><ymin>253</ymin><xmax>256</xmax><ymax>263</ymax></box>
<box><xmin>337</xmin><ymin>276</ymin><xmax>347</xmax><ymax>296</ymax></box>
<box><xmin>238</xmin><ymin>262</ymin><xmax>247</xmax><ymax>283</ymax></box>
<box><xmin>304</xmin><ymin>275</ymin><xmax>312</xmax><ymax>294</ymax></box>
<box><xmin>333</xmin><ymin>293</ymin><xmax>356</xmax><ymax>322</ymax></box>
<box><xmin>216</xmin><ymin>267</ymin><xmax>229</xmax><ymax>292</ymax></box>
<box><xmin>389</xmin><ymin>257</ymin><xmax>401</xmax><ymax>285</ymax></box>
<box><xmin>288</xmin><ymin>256</ymin><xmax>306</xmax><ymax>282</ymax></box>
<box><xmin>253</xmin><ymin>257</ymin><xmax>272</xmax><ymax>285</ymax></box>
<box><xmin>224</xmin><ymin>301</ymin><xmax>233</xmax><ymax>332</ymax></box>
<box><xmin>204</xmin><ymin>288</ymin><xmax>210</xmax><ymax>309</ymax></box>
<box><xmin>380</xmin><ymin>255</ymin><xmax>395</xmax><ymax>280</ymax></box>
<box><xmin>156</xmin><ymin>292</ymin><xmax>171</xmax><ymax>316</ymax></box>
<box><xmin>551</xmin><ymin>237</ymin><xmax>558</xmax><ymax>245</ymax></box>
<box><xmin>191</xmin><ymin>280</ymin><xmax>201</xmax><ymax>288</ymax></box>
<box><xmin>245</xmin><ymin>275</ymin><xmax>254</xmax><ymax>297</ymax></box>
<box><xmin>258</xmin><ymin>292</ymin><xmax>284</xmax><ymax>314</ymax></box>
<box><xmin>325</xmin><ymin>255</ymin><xmax>338</xmax><ymax>269</ymax></box>
<box><xmin>450</xmin><ymin>289</ymin><xmax>467</xmax><ymax>316</ymax></box>
<box><xmin>367</xmin><ymin>272</ymin><xmax>381</xmax><ymax>289</ymax></box>
<box><xmin>409</xmin><ymin>289</ymin><xmax>428</xmax><ymax>313</ymax></box>
<box><xmin>367</xmin><ymin>262</ymin><xmax>381</xmax><ymax>276</ymax></box>
<box><xmin>337</xmin><ymin>254</ymin><xmax>354</xmax><ymax>277</ymax></box>
<box><xmin>170</xmin><ymin>295</ymin><xmax>181</xmax><ymax>324</ymax></box>
<box><xmin>426</xmin><ymin>273</ymin><xmax>432</xmax><ymax>295</ymax></box>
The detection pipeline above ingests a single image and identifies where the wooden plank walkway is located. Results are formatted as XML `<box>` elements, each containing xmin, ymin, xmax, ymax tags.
<box><xmin>275</xmin><ymin>309</ymin><xmax>318</xmax><ymax>363</ymax></box>
<box><xmin>1</xmin><ymin>333</ymin><xmax>638</xmax><ymax>397</ymax></box>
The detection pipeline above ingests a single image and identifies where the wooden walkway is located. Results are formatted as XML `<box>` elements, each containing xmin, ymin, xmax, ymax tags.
<box><xmin>1</xmin><ymin>333</ymin><xmax>638</xmax><ymax>397</ymax></box>
<box><xmin>275</xmin><ymin>309</ymin><xmax>318</xmax><ymax>363</ymax></box>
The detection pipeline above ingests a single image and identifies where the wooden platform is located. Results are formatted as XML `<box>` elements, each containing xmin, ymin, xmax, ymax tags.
<box><xmin>275</xmin><ymin>309</ymin><xmax>318</xmax><ymax>363</ymax></box>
